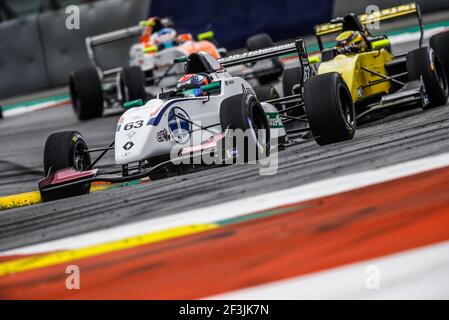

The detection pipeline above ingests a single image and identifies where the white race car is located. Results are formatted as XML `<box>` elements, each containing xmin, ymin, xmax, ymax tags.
<box><xmin>40</xmin><ymin>40</ymin><xmax>356</xmax><ymax>202</ymax></box>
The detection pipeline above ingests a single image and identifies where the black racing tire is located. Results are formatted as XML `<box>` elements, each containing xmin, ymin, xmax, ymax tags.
<box><xmin>246</xmin><ymin>33</ymin><xmax>273</xmax><ymax>51</ymax></box>
<box><xmin>303</xmin><ymin>72</ymin><xmax>356</xmax><ymax>146</ymax></box>
<box><xmin>407</xmin><ymin>47</ymin><xmax>448</xmax><ymax>108</ymax></box>
<box><xmin>282</xmin><ymin>66</ymin><xmax>304</xmax><ymax>116</ymax></box>
<box><xmin>254</xmin><ymin>85</ymin><xmax>280</xmax><ymax>102</ymax></box>
<box><xmin>0</xmin><ymin>105</ymin><xmax>3</xmax><ymax>119</ymax></box>
<box><xmin>282</xmin><ymin>66</ymin><xmax>302</xmax><ymax>96</ymax></box>
<box><xmin>430</xmin><ymin>30</ymin><xmax>449</xmax><ymax>80</ymax></box>
<box><xmin>42</xmin><ymin>131</ymin><xmax>92</xmax><ymax>201</ymax></box>
<box><xmin>44</xmin><ymin>131</ymin><xmax>92</xmax><ymax>176</ymax></box>
<box><xmin>69</xmin><ymin>67</ymin><xmax>104</xmax><ymax>120</ymax></box>
<box><xmin>120</xmin><ymin>66</ymin><xmax>147</xmax><ymax>103</ymax></box>
<box><xmin>220</xmin><ymin>93</ymin><xmax>270</xmax><ymax>162</ymax></box>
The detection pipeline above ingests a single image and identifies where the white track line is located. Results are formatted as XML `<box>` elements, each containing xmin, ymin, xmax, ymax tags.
<box><xmin>2</xmin><ymin>100</ymin><xmax>69</xmax><ymax>118</ymax></box>
<box><xmin>1</xmin><ymin>152</ymin><xmax>449</xmax><ymax>256</ymax></box>
<box><xmin>210</xmin><ymin>240</ymin><xmax>449</xmax><ymax>300</ymax></box>
<box><xmin>388</xmin><ymin>26</ymin><xmax>448</xmax><ymax>46</ymax></box>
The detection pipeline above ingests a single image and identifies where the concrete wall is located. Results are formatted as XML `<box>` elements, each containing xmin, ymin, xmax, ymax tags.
<box><xmin>0</xmin><ymin>0</ymin><xmax>150</xmax><ymax>99</ymax></box>
<box><xmin>0</xmin><ymin>14</ymin><xmax>50</xmax><ymax>97</ymax></box>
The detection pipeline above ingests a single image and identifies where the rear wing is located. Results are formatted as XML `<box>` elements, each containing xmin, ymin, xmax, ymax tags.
<box><xmin>217</xmin><ymin>39</ymin><xmax>312</xmax><ymax>94</ymax></box>
<box><xmin>315</xmin><ymin>2</ymin><xmax>424</xmax><ymax>50</ymax></box>
<box><xmin>86</xmin><ymin>25</ymin><xmax>144</xmax><ymax>78</ymax></box>
<box><xmin>85</xmin><ymin>17</ymin><xmax>173</xmax><ymax>78</ymax></box>
<box><xmin>218</xmin><ymin>39</ymin><xmax>309</xmax><ymax>67</ymax></box>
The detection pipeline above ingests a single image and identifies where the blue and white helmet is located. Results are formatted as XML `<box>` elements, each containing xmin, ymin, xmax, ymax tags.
<box><xmin>176</xmin><ymin>74</ymin><xmax>209</xmax><ymax>97</ymax></box>
<box><xmin>151</xmin><ymin>27</ymin><xmax>177</xmax><ymax>46</ymax></box>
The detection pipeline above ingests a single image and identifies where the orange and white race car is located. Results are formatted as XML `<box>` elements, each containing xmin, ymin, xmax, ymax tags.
<box><xmin>136</xmin><ymin>17</ymin><xmax>222</xmax><ymax>60</ymax></box>
<box><xmin>69</xmin><ymin>17</ymin><xmax>227</xmax><ymax>120</ymax></box>
<box><xmin>128</xmin><ymin>17</ymin><xmax>225</xmax><ymax>90</ymax></box>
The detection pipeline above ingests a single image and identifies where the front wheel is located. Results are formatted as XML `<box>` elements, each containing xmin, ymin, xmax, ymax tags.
<box><xmin>303</xmin><ymin>72</ymin><xmax>356</xmax><ymax>146</ymax></box>
<box><xmin>407</xmin><ymin>47</ymin><xmax>448</xmax><ymax>109</ymax></box>
<box><xmin>42</xmin><ymin>131</ymin><xmax>92</xmax><ymax>200</ymax></box>
<box><xmin>220</xmin><ymin>93</ymin><xmax>270</xmax><ymax>163</ymax></box>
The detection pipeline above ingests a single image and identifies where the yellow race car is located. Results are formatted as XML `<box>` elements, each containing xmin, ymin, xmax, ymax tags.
<box><xmin>311</xmin><ymin>3</ymin><xmax>448</xmax><ymax>123</ymax></box>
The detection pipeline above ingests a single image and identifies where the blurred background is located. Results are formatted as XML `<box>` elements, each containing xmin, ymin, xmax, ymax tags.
<box><xmin>1</xmin><ymin>0</ymin><xmax>449</xmax><ymax>100</ymax></box>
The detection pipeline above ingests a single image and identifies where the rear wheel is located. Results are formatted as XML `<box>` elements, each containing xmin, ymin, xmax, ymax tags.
<box><xmin>303</xmin><ymin>72</ymin><xmax>356</xmax><ymax>145</ymax></box>
<box><xmin>246</xmin><ymin>33</ymin><xmax>273</xmax><ymax>51</ymax></box>
<box><xmin>69</xmin><ymin>67</ymin><xmax>104</xmax><ymax>120</ymax></box>
<box><xmin>254</xmin><ymin>85</ymin><xmax>279</xmax><ymax>102</ymax></box>
<box><xmin>282</xmin><ymin>66</ymin><xmax>302</xmax><ymax>96</ymax></box>
<box><xmin>42</xmin><ymin>131</ymin><xmax>92</xmax><ymax>200</ymax></box>
<box><xmin>220</xmin><ymin>93</ymin><xmax>270</xmax><ymax>162</ymax></box>
<box><xmin>407</xmin><ymin>47</ymin><xmax>448</xmax><ymax>108</ymax></box>
<box><xmin>120</xmin><ymin>66</ymin><xmax>147</xmax><ymax>103</ymax></box>
<box><xmin>430</xmin><ymin>30</ymin><xmax>449</xmax><ymax>80</ymax></box>
<box><xmin>282</xmin><ymin>66</ymin><xmax>304</xmax><ymax>116</ymax></box>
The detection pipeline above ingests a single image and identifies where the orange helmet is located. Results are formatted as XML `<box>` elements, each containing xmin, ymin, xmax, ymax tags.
<box><xmin>177</xmin><ymin>33</ymin><xmax>193</xmax><ymax>43</ymax></box>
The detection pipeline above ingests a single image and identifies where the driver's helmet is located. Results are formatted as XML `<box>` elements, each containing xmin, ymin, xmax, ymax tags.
<box><xmin>177</xmin><ymin>74</ymin><xmax>210</xmax><ymax>97</ymax></box>
<box><xmin>177</xmin><ymin>33</ymin><xmax>193</xmax><ymax>43</ymax></box>
<box><xmin>151</xmin><ymin>27</ymin><xmax>177</xmax><ymax>48</ymax></box>
<box><xmin>336</xmin><ymin>30</ymin><xmax>367</xmax><ymax>53</ymax></box>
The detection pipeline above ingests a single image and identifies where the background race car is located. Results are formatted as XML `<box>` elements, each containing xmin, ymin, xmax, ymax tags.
<box><xmin>69</xmin><ymin>17</ymin><xmax>226</xmax><ymax>120</ymax></box>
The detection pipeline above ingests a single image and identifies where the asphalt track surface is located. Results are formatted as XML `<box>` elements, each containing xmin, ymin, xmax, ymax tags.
<box><xmin>1</xmin><ymin>41</ymin><xmax>449</xmax><ymax>253</ymax></box>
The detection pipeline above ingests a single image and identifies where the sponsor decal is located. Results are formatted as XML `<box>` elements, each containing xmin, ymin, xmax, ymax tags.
<box><xmin>266</xmin><ymin>112</ymin><xmax>284</xmax><ymax>128</ymax></box>
<box><xmin>157</xmin><ymin>128</ymin><xmax>169</xmax><ymax>142</ymax></box>
<box><xmin>123</xmin><ymin>141</ymin><xmax>135</xmax><ymax>151</ymax></box>
<box><xmin>219</xmin><ymin>43</ymin><xmax>296</xmax><ymax>63</ymax></box>
<box><xmin>241</xmin><ymin>84</ymin><xmax>253</xmax><ymax>94</ymax></box>
<box><xmin>168</xmin><ymin>107</ymin><xmax>191</xmax><ymax>144</ymax></box>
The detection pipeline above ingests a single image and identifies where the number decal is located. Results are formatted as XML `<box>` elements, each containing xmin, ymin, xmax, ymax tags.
<box><xmin>134</xmin><ymin>120</ymin><xmax>144</xmax><ymax>128</ymax></box>
<box><xmin>124</xmin><ymin>120</ymin><xmax>144</xmax><ymax>130</ymax></box>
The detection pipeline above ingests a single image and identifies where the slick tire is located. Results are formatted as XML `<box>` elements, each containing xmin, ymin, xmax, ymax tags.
<box><xmin>407</xmin><ymin>47</ymin><xmax>448</xmax><ymax>108</ymax></box>
<box><xmin>70</xmin><ymin>67</ymin><xmax>104</xmax><ymax>120</ymax></box>
<box><xmin>246</xmin><ymin>33</ymin><xmax>274</xmax><ymax>51</ymax></box>
<box><xmin>120</xmin><ymin>66</ymin><xmax>147</xmax><ymax>103</ymax></box>
<box><xmin>42</xmin><ymin>131</ymin><xmax>92</xmax><ymax>201</ymax></box>
<box><xmin>254</xmin><ymin>85</ymin><xmax>280</xmax><ymax>102</ymax></box>
<box><xmin>282</xmin><ymin>66</ymin><xmax>304</xmax><ymax>116</ymax></box>
<box><xmin>282</xmin><ymin>66</ymin><xmax>302</xmax><ymax>96</ymax></box>
<box><xmin>44</xmin><ymin>131</ymin><xmax>91</xmax><ymax>175</ymax></box>
<box><xmin>220</xmin><ymin>93</ymin><xmax>270</xmax><ymax>163</ymax></box>
<box><xmin>303</xmin><ymin>72</ymin><xmax>356</xmax><ymax>146</ymax></box>
<box><xmin>430</xmin><ymin>30</ymin><xmax>449</xmax><ymax>80</ymax></box>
